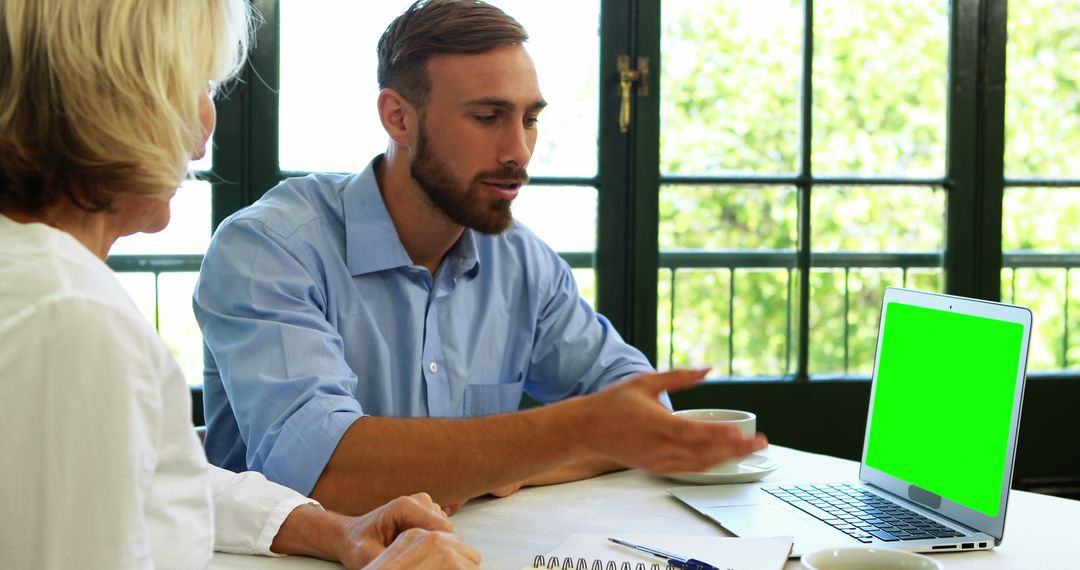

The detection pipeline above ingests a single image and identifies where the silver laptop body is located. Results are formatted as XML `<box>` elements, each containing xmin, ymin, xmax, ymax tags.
<box><xmin>669</xmin><ymin>287</ymin><xmax>1032</xmax><ymax>557</ymax></box>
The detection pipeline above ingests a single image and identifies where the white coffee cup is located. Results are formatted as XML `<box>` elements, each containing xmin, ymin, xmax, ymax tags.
<box><xmin>801</xmin><ymin>547</ymin><xmax>944</xmax><ymax>570</ymax></box>
<box><xmin>672</xmin><ymin>408</ymin><xmax>756</xmax><ymax>473</ymax></box>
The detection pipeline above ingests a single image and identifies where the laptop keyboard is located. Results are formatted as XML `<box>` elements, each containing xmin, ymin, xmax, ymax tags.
<box><xmin>762</xmin><ymin>483</ymin><xmax>966</xmax><ymax>543</ymax></box>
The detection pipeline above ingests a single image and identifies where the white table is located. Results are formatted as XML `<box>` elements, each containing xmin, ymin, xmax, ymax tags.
<box><xmin>213</xmin><ymin>445</ymin><xmax>1079</xmax><ymax>569</ymax></box>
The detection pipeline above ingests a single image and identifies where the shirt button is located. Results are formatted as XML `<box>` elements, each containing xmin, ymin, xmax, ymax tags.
<box><xmin>428</xmin><ymin>362</ymin><xmax>439</xmax><ymax>374</ymax></box>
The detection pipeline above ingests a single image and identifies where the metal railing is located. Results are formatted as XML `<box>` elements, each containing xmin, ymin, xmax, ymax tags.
<box><xmin>107</xmin><ymin>249</ymin><xmax>1080</xmax><ymax>378</ymax></box>
<box><xmin>656</xmin><ymin>250</ymin><xmax>942</xmax><ymax>377</ymax></box>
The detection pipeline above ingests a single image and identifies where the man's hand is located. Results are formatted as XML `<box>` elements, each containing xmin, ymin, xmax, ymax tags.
<box><xmin>577</xmin><ymin>369</ymin><xmax>768</xmax><ymax>474</ymax></box>
<box><xmin>271</xmin><ymin>493</ymin><xmax>480</xmax><ymax>569</ymax></box>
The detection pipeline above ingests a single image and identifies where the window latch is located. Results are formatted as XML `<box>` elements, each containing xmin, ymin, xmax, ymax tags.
<box><xmin>618</xmin><ymin>55</ymin><xmax>650</xmax><ymax>134</ymax></box>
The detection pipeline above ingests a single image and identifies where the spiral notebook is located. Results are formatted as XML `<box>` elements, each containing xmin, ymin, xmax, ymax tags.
<box><xmin>524</xmin><ymin>533</ymin><xmax>792</xmax><ymax>570</ymax></box>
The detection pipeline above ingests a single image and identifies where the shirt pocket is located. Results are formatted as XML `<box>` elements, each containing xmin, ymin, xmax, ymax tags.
<box><xmin>462</xmin><ymin>379</ymin><xmax>525</xmax><ymax>417</ymax></box>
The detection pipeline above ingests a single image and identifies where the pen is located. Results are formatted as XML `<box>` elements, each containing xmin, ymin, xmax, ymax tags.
<box><xmin>608</xmin><ymin>537</ymin><xmax>722</xmax><ymax>570</ymax></box>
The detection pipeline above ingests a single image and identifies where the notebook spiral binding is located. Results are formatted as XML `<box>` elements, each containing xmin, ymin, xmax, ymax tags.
<box><xmin>530</xmin><ymin>556</ymin><xmax>674</xmax><ymax>570</ymax></box>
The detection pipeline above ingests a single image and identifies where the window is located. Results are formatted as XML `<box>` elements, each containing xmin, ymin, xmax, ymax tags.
<box><xmin>657</xmin><ymin>0</ymin><xmax>948</xmax><ymax>378</ymax></box>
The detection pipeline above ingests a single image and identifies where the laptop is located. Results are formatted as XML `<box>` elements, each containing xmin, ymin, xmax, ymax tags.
<box><xmin>669</xmin><ymin>287</ymin><xmax>1032</xmax><ymax>557</ymax></box>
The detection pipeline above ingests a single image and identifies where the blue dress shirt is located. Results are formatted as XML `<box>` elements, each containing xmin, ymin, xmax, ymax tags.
<box><xmin>193</xmin><ymin>156</ymin><xmax>653</xmax><ymax>495</ymax></box>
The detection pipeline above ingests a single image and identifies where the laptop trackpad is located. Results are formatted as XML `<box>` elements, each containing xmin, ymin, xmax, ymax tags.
<box><xmin>702</xmin><ymin>504</ymin><xmax>849</xmax><ymax>557</ymax></box>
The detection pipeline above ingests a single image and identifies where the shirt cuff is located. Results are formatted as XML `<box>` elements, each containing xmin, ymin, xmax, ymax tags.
<box><xmin>256</xmin><ymin>495</ymin><xmax>322</xmax><ymax>557</ymax></box>
<box><xmin>259</xmin><ymin>395</ymin><xmax>363</xmax><ymax>496</ymax></box>
<box><xmin>209</xmin><ymin>466</ymin><xmax>322</xmax><ymax>556</ymax></box>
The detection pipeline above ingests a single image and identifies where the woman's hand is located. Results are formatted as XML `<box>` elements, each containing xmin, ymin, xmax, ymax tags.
<box><xmin>332</xmin><ymin>493</ymin><xmax>479</xmax><ymax>568</ymax></box>
<box><xmin>360</xmin><ymin>527</ymin><xmax>480</xmax><ymax>569</ymax></box>
<box><xmin>271</xmin><ymin>493</ymin><xmax>480</xmax><ymax>569</ymax></box>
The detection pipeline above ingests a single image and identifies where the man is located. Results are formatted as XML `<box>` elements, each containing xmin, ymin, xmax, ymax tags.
<box><xmin>194</xmin><ymin>0</ymin><xmax>766</xmax><ymax>516</ymax></box>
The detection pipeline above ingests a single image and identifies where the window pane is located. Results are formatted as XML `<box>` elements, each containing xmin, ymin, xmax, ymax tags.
<box><xmin>279</xmin><ymin>0</ymin><xmax>599</xmax><ymax>177</ymax></box>
<box><xmin>813</xmin><ymin>0</ymin><xmax>948</xmax><ymax>177</ymax></box>
<box><xmin>1003</xmin><ymin>188</ymin><xmax>1080</xmax><ymax>251</ymax></box>
<box><xmin>1004</xmin><ymin>268</ymin><xmax>1068</xmax><ymax>371</ymax></box>
<box><xmin>845</xmin><ymin>269</ymin><xmax>899</xmax><ymax>376</ymax></box>
<box><xmin>660</xmin><ymin>186</ymin><xmax>798</xmax><ymax>250</ymax></box>
<box><xmin>811</xmin><ymin>186</ymin><xmax>945</xmax><ymax>251</ymax></box>
<box><xmin>158</xmin><ymin>273</ymin><xmax>203</xmax><ymax>386</ymax></box>
<box><xmin>809</xmin><ymin>268</ymin><xmax>903</xmax><ymax>377</ymax></box>
<box><xmin>660</xmin><ymin>0</ymin><xmax>801</xmax><ymax>175</ymax></box>
<box><xmin>809</xmin><ymin>269</ymin><xmax>846</xmax><ymax>375</ymax></box>
<box><xmin>572</xmin><ymin>268</ymin><xmax>596</xmax><ymax>311</ymax></box>
<box><xmin>732</xmin><ymin>269</ymin><xmax>794</xmax><ymax>377</ymax></box>
<box><xmin>113</xmin><ymin>273</ymin><xmax>204</xmax><ymax>386</ymax></box>
<box><xmin>1005</xmin><ymin>0</ymin><xmax>1080</xmax><ymax>178</ymax></box>
<box><xmin>908</xmin><ymin>269</ymin><xmax>943</xmax><ymax>293</ymax></box>
<box><xmin>115</xmin><ymin>273</ymin><xmax>157</xmax><ymax>327</ymax></box>
<box><xmin>513</xmin><ymin>185</ymin><xmax>596</xmax><ymax>252</ymax></box>
<box><xmin>659</xmin><ymin>268</ymin><xmax>732</xmax><ymax>372</ymax></box>
<box><xmin>658</xmin><ymin>267</ymin><xmax>794</xmax><ymax>378</ymax></box>
<box><xmin>110</xmin><ymin>180</ymin><xmax>212</xmax><ymax>256</ymax></box>
<box><xmin>658</xmin><ymin>268</ymin><xmax>674</xmax><ymax>369</ymax></box>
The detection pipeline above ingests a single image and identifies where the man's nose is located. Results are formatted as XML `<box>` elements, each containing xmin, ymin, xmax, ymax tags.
<box><xmin>498</xmin><ymin>123</ymin><xmax>533</xmax><ymax>168</ymax></box>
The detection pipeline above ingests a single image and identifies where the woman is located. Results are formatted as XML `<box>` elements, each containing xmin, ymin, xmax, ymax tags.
<box><xmin>0</xmin><ymin>1</ymin><xmax>480</xmax><ymax>568</ymax></box>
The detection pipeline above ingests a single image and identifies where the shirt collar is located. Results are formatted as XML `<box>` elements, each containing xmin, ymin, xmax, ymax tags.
<box><xmin>344</xmin><ymin>156</ymin><xmax>412</xmax><ymax>276</ymax></box>
<box><xmin>446</xmin><ymin>227</ymin><xmax>480</xmax><ymax>280</ymax></box>
<box><xmin>344</xmin><ymin>155</ymin><xmax>480</xmax><ymax>279</ymax></box>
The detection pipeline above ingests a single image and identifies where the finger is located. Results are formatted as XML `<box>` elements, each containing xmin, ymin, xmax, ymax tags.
<box><xmin>407</xmin><ymin>492</ymin><xmax>441</xmax><ymax>512</ymax></box>
<box><xmin>459</xmin><ymin>540</ymin><xmax>482</xmax><ymax>564</ymax></box>
<box><xmin>635</xmin><ymin>368</ymin><xmax>710</xmax><ymax>396</ymax></box>
<box><xmin>688</xmin><ymin>433</ymin><xmax>769</xmax><ymax>472</ymax></box>
<box><xmin>431</xmin><ymin>533</ymin><xmax>482</xmax><ymax>565</ymax></box>
<box><xmin>649</xmin><ymin>425</ymin><xmax>767</xmax><ymax>473</ymax></box>
<box><xmin>386</xmin><ymin>496</ymin><xmax>455</xmax><ymax>533</ymax></box>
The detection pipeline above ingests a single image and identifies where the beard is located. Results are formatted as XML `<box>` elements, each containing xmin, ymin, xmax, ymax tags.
<box><xmin>410</xmin><ymin>126</ymin><xmax>527</xmax><ymax>235</ymax></box>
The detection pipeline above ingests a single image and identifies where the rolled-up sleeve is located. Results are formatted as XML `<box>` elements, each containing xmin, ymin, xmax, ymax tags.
<box><xmin>525</xmin><ymin>251</ymin><xmax>656</xmax><ymax>403</ymax></box>
<box><xmin>194</xmin><ymin>218</ymin><xmax>363</xmax><ymax>495</ymax></box>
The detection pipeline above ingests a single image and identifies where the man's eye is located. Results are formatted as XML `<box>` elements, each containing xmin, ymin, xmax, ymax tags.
<box><xmin>474</xmin><ymin>115</ymin><xmax>497</xmax><ymax>124</ymax></box>
<box><xmin>524</xmin><ymin>116</ymin><xmax>539</xmax><ymax>127</ymax></box>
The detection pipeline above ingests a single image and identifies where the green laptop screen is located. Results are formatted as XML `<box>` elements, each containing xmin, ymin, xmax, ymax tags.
<box><xmin>865</xmin><ymin>301</ymin><xmax>1023</xmax><ymax>517</ymax></box>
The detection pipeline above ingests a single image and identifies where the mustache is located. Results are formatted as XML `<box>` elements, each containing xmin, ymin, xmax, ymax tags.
<box><xmin>473</xmin><ymin>167</ymin><xmax>529</xmax><ymax>185</ymax></box>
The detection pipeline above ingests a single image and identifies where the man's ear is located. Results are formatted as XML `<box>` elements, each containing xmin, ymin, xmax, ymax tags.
<box><xmin>377</xmin><ymin>88</ymin><xmax>417</xmax><ymax>147</ymax></box>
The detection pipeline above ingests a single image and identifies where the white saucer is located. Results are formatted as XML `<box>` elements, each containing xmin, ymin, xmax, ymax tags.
<box><xmin>665</xmin><ymin>453</ymin><xmax>780</xmax><ymax>485</ymax></box>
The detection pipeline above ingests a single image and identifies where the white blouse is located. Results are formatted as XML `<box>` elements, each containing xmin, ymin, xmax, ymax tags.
<box><xmin>0</xmin><ymin>215</ymin><xmax>313</xmax><ymax>569</ymax></box>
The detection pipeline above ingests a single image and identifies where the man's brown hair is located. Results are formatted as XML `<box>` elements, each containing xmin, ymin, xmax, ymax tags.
<box><xmin>377</xmin><ymin>0</ymin><xmax>528</xmax><ymax>108</ymax></box>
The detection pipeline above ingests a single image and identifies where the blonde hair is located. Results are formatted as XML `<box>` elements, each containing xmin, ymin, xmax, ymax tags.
<box><xmin>0</xmin><ymin>0</ymin><xmax>251</xmax><ymax>213</ymax></box>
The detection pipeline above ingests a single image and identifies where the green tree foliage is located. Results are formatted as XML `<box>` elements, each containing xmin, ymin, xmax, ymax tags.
<box><xmin>1005</xmin><ymin>0</ymin><xmax>1080</xmax><ymax>178</ymax></box>
<box><xmin>813</xmin><ymin>0</ymin><xmax>948</xmax><ymax>177</ymax></box>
